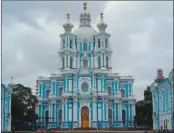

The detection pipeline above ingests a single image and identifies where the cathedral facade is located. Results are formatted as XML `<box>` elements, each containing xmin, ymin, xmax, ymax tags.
<box><xmin>36</xmin><ymin>1</ymin><xmax>136</xmax><ymax>129</ymax></box>
<box><xmin>151</xmin><ymin>69</ymin><xmax>173</xmax><ymax>131</ymax></box>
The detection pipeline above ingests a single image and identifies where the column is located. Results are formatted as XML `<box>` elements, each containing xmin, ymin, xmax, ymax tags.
<box><xmin>128</xmin><ymin>84</ymin><xmax>130</xmax><ymax>97</ymax></box>
<box><xmin>49</xmin><ymin>101</ymin><xmax>52</xmax><ymax>123</ymax></box>
<box><xmin>73</xmin><ymin>56</ymin><xmax>76</xmax><ymax>68</ymax></box>
<box><xmin>133</xmin><ymin>103</ymin><xmax>135</xmax><ymax>120</ymax></box>
<box><xmin>54</xmin><ymin>102</ymin><xmax>56</xmax><ymax>123</ymax></box>
<box><xmin>116</xmin><ymin>101</ymin><xmax>119</xmax><ymax>121</ymax></box>
<box><xmin>62</xmin><ymin>100</ymin><xmax>64</xmax><ymax>122</ymax></box>
<box><xmin>102</xmin><ymin>101</ymin><xmax>105</xmax><ymax>120</ymax></box>
<box><xmin>113</xmin><ymin>81</ymin><xmax>115</xmax><ymax>96</ymax></box>
<box><xmin>94</xmin><ymin>75</ymin><xmax>96</xmax><ymax>89</ymax></box>
<box><xmin>109</xmin><ymin>56</ymin><xmax>112</xmax><ymax>68</ymax></box>
<box><xmin>119</xmin><ymin>101</ymin><xmax>122</xmax><ymax>121</ymax></box>
<box><xmin>91</xmin><ymin>52</ymin><xmax>93</xmax><ymax>68</ymax></box>
<box><xmin>77</xmin><ymin>53</ymin><xmax>79</xmax><ymax>68</ymax></box>
<box><xmin>65</xmin><ymin>76</ymin><xmax>67</xmax><ymax>92</ymax></box>
<box><xmin>73</xmin><ymin>98</ymin><xmax>77</xmax><ymax>121</ymax></box>
<box><xmin>65</xmin><ymin>100</ymin><xmax>67</xmax><ymax>122</ymax></box>
<box><xmin>102</xmin><ymin>76</ymin><xmax>104</xmax><ymax>92</ymax></box>
<box><xmin>93</xmin><ymin>98</ymin><xmax>97</xmax><ymax>121</ymax></box>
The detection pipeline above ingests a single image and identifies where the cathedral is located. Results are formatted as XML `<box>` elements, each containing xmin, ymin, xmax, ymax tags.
<box><xmin>36</xmin><ymin>1</ymin><xmax>136</xmax><ymax>129</ymax></box>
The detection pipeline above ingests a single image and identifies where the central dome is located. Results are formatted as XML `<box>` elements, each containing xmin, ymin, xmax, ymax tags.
<box><xmin>73</xmin><ymin>26</ymin><xmax>97</xmax><ymax>42</ymax></box>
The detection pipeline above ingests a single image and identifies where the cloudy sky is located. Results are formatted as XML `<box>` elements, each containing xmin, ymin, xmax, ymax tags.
<box><xmin>2</xmin><ymin>1</ymin><xmax>173</xmax><ymax>100</ymax></box>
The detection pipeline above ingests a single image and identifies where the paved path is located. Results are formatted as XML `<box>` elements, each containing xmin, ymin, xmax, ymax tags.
<box><xmin>59</xmin><ymin>130</ymin><xmax>153</xmax><ymax>133</ymax></box>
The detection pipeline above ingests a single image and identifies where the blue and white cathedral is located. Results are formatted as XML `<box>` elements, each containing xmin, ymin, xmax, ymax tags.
<box><xmin>36</xmin><ymin>1</ymin><xmax>136</xmax><ymax>129</ymax></box>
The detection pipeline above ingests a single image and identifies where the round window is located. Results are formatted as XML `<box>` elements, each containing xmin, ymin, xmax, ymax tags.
<box><xmin>81</xmin><ymin>82</ymin><xmax>89</xmax><ymax>92</ymax></box>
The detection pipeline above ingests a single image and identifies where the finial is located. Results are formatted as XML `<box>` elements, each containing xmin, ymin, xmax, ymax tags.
<box><xmin>66</xmin><ymin>8</ymin><xmax>71</xmax><ymax>23</ymax></box>
<box><xmin>100</xmin><ymin>5</ymin><xmax>104</xmax><ymax>22</ymax></box>
<box><xmin>11</xmin><ymin>76</ymin><xmax>14</xmax><ymax>82</ymax></box>
<box><xmin>67</xmin><ymin>8</ymin><xmax>70</xmax><ymax>16</ymax></box>
<box><xmin>100</xmin><ymin>12</ymin><xmax>104</xmax><ymax>23</ymax></box>
<box><xmin>83</xmin><ymin>0</ymin><xmax>87</xmax><ymax>10</ymax></box>
<box><xmin>100</xmin><ymin>12</ymin><xmax>103</xmax><ymax>16</ymax></box>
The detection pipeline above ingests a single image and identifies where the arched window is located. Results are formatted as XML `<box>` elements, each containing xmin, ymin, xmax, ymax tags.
<box><xmin>105</xmin><ymin>39</ymin><xmax>108</xmax><ymax>48</ymax></box>
<box><xmin>70</xmin><ymin>40</ymin><xmax>72</xmax><ymax>48</ymax></box>
<box><xmin>70</xmin><ymin>57</ymin><xmax>73</xmax><ymax>68</ymax></box>
<box><xmin>83</xmin><ymin>42</ymin><xmax>88</xmax><ymax>51</ymax></box>
<box><xmin>59</xmin><ymin>87</ymin><xmax>63</xmax><ymax>96</ymax></box>
<box><xmin>62</xmin><ymin>57</ymin><xmax>65</xmax><ymax>68</ymax></box>
<box><xmin>106</xmin><ymin>56</ymin><xmax>109</xmax><ymax>68</ymax></box>
<box><xmin>98</xmin><ymin>56</ymin><xmax>100</xmax><ymax>68</ymax></box>
<box><xmin>83</xmin><ymin>57</ymin><xmax>88</xmax><ymax>67</ymax></box>
<box><xmin>98</xmin><ymin>39</ymin><xmax>100</xmax><ymax>48</ymax></box>
<box><xmin>120</xmin><ymin>89</ymin><xmax>125</xmax><ymax>98</ymax></box>
<box><xmin>46</xmin><ymin>90</ymin><xmax>50</xmax><ymax>98</ymax></box>
<box><xmin>107</xmin><ymin>87</ymin><xmax>111</xmax><ymax>96</ymax></box>
<box><xmin>108</xmin><ymin>109</ymin><xmax>112</xmax><ymax>124</ymax></box>
<box><xmin>58</xmin><ymin>109</ymin><xmax>62</xmax><ymax>126</ymax></box>
<box><xmin>62</xmin><ymin>39</ymin><xmax>65</xmax><ymax>48</ymax></box>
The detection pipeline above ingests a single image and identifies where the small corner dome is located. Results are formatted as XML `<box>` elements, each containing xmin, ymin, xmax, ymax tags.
<box><xmin>73</xmin><ymin>26</ymin><xmax>97</xmax><ymax>42</ymax></box>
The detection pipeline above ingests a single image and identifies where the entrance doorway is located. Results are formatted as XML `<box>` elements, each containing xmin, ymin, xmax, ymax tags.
<box><xmin>81</xmin><ymin>106</ymin><xmax>89</xmax><ymax>128</ymax></box>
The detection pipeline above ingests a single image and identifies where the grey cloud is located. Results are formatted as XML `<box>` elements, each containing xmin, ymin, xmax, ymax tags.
<box><xmin>2</xmin><ymin>1</ymin><xmax>173</xmax><ymax>100</ymax></box>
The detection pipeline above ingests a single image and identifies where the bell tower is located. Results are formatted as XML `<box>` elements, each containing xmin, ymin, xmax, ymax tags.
<box><xmin>59</xmin><ymin>11</ymin><xmax>76</xmax><ymax>70</ymax></box>
<box><xmin>94</xmin><ymin>12</ymin><xmax>112</xmax><ymax>69</ymax></box>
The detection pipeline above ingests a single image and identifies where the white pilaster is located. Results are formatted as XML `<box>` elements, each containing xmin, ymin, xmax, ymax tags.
<box><xmin>62</xmin><ymin>101</ymin><xmax>64</xmax><ymax>122</ymax></box>
<box><xmin>49</xmin><ymin>102</ymin><xmax>51</xmax><ymax>122</ymax></box>
<box><xmin>103</xmin><ymin>102</ymin><xmax>104</xmax><ymax>120</ymax></box>
<box><xmin>74</xmin><ymin>99</ymin><xmax>77</xmax><ymax>121</ymax></box>
<box><xmin>91</xmin><ymin>53</ymin><xmax>93</xmax><ymax>68</ymax></box>
<box><xmin>65</xmin><ymin>102</ymin><xmax>67</xmax><ymax>121</ymax></box>
<box><xmin>119</xmin><ymin>102</ymin><xmax>122</xmax><ymax>121</ymax></box>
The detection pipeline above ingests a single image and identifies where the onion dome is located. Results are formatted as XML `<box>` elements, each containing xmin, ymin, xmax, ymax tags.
<box><xmin>73</xmin><ymin>0</ymin><xmax>97</xmax><ymax>42</ymax></box>
<box><xmin>97</xmin><ymin>12</ymin><xmax>107</xmax><ymax>33</ymax></box>
<box><xmin>79</xmin><ymin>0</ymin><xmax>91</xmax><ymax>27</ymax></box>
<box><xmin>63</xmin><ymin>11</ymin><xmax>74</xmax><ymax>33</ymax></box>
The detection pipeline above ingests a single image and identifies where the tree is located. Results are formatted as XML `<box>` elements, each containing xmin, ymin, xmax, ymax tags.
<box><xmin>11</xmin><ymin>84</ymin><xmax>37</xmax><ymax>130</ymax></box>
<box><xmin>144</xmin><ymin>86</ymin><xmax>152</xmax><ymax>102</ymax></box>
<box><xmin>135</xmin><ymin>85</ymin><xmax>153</xmax><ymax>128</ymax></box>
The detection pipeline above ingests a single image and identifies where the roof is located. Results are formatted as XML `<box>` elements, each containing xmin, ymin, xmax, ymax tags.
<box><xmin>73</xmin><ymin>26</ymin><xmax>97</xmax><ymax>42</ymax></box>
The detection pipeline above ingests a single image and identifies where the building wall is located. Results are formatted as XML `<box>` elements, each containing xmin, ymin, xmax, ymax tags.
<box><xmin>1</xmin><ymin>84</ymin><xmax>12</xmax><ymax>132</ymax></box>
<box><xmin>36</xmin><ymin>74</ymin><xmax>135</xmax><ymax>128</ymax></box>
<box><xmin>151</xmin><ymin>69</ymin><xmax>173</xmax><ymax>131</ymax></box>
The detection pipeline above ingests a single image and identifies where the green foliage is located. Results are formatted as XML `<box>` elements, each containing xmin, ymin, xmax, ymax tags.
<box><xmin>135</xmin><ymin>85</ymin><xmax>153</xmax><ymax>127</ymax></box>
<box><xmin>11</xmin><ymin>84</ymin><xmax>37</xmax><ymax>130</ymax></box>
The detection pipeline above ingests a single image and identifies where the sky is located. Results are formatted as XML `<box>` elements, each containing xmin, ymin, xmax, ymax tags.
<box><xmin>2</xmin><ymin>1</ymin><xmax>173</xmax><ymax>100</ymax></box>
